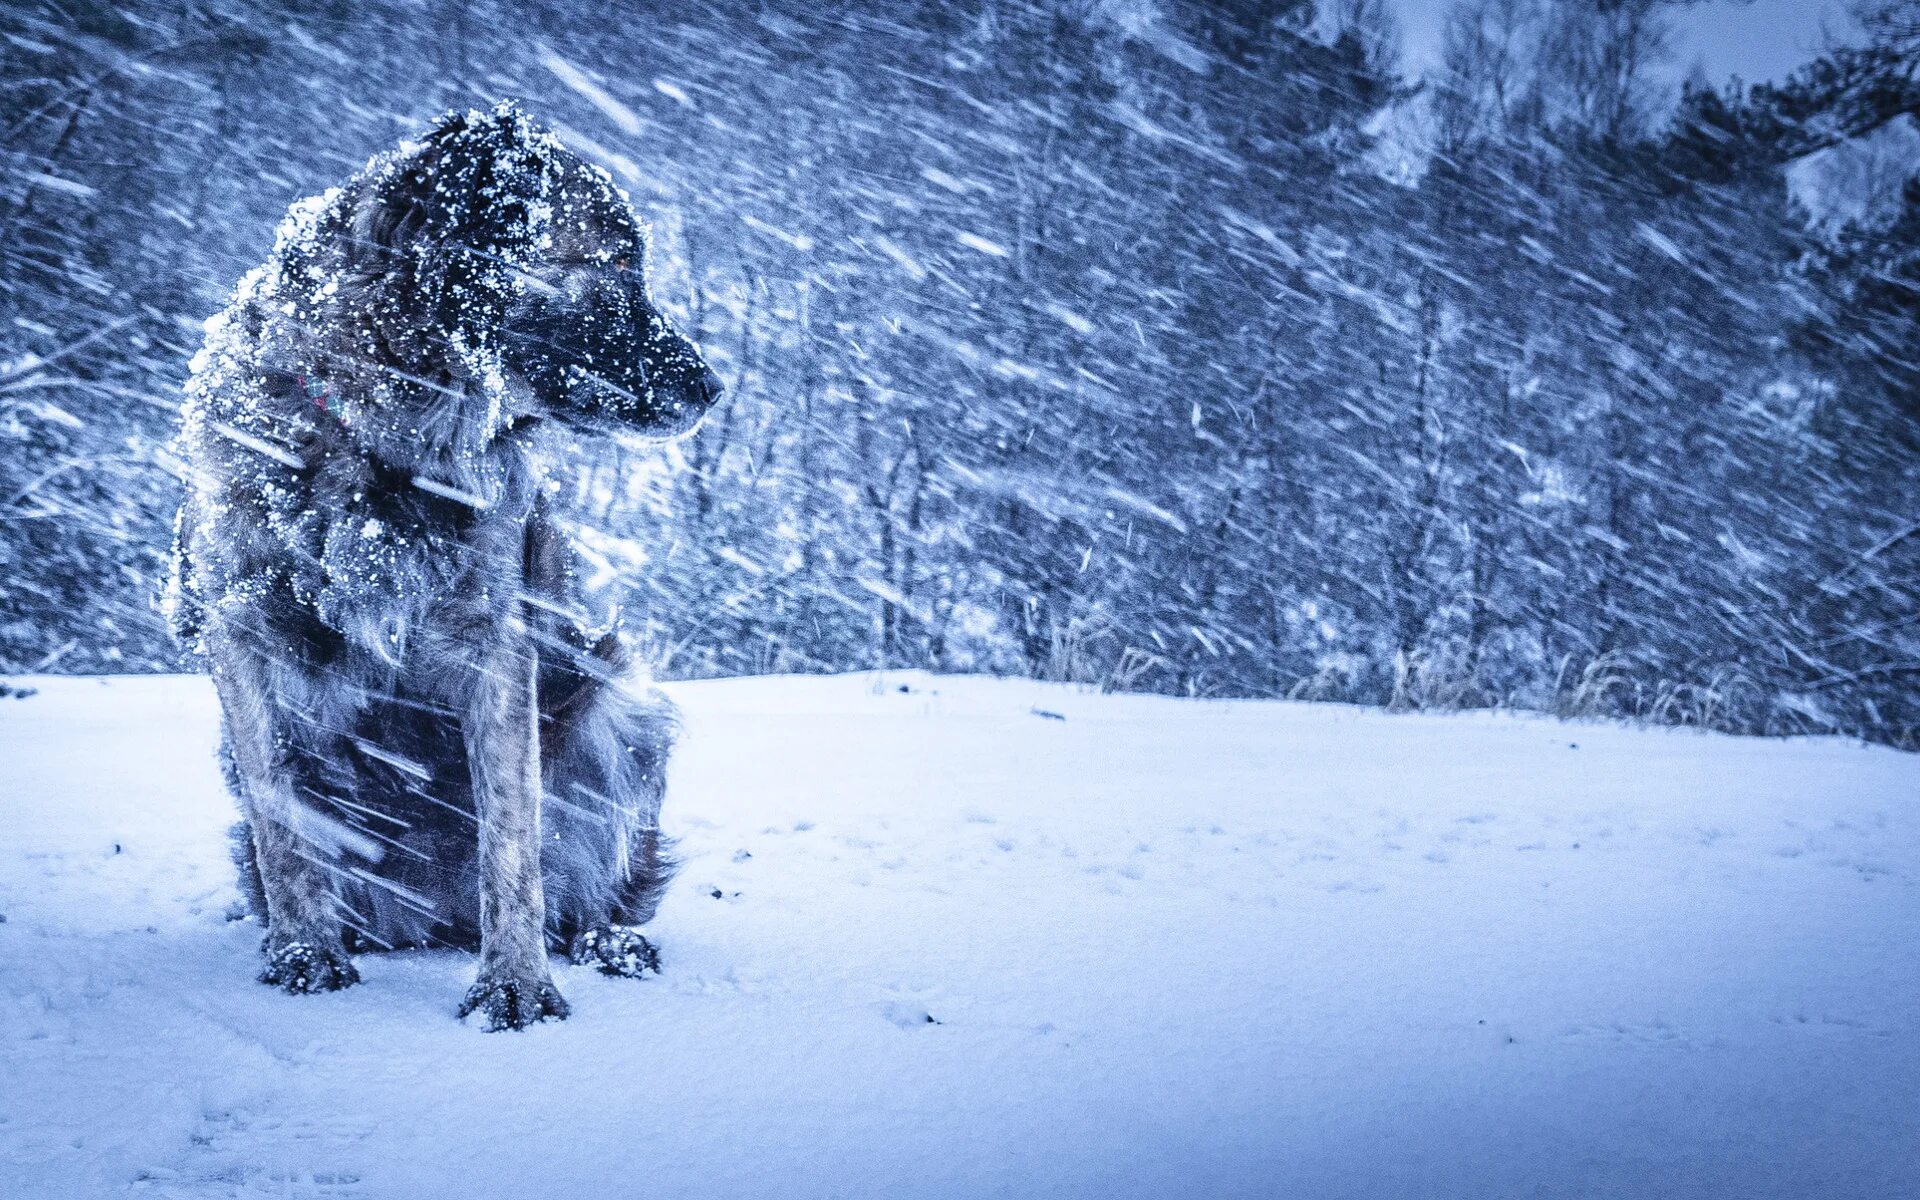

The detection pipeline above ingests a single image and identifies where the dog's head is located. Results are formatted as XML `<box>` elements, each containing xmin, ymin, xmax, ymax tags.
<box><xmin>303</xmin><ymin>101</ymin><xmax>721</xmax><ymax>440</ymax></box>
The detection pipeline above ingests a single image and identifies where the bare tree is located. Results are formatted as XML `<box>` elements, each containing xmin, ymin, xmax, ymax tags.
<box><xmin>1432</xmin><ymin>0</ymin><xmax>1542</xmax><ymax>152</ymax></box>
<box><xmin>1537</xmin><ymin>0</ymin><xmax>1675</xmax><ymax>142</ymax></box>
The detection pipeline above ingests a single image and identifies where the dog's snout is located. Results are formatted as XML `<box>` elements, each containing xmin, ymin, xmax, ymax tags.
<box><xmin>693</xmin><ymin>364</ymin><xmax>724</xmax><ymax>408</ymax></box>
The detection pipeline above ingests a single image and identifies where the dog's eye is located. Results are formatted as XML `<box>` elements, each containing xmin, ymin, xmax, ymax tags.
<box><xmin>613</xmin><ymin>256</ymin><xmax>630</xmax><ymax>272</ymax></box>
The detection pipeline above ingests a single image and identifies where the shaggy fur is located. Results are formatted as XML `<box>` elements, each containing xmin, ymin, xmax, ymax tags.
<box><xmin>166</xmin><ymin>102</ymin><xmax>721</xmax><ymax>1029</ymax></box>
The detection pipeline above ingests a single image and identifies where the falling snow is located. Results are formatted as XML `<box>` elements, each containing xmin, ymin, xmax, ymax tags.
<box><xmin>4</xmin><ymin>2</ymin><xmax>1911</xmax><ymax>744</ymax></box>
<box><xmin>1</xmin><ymin>4</ymin><xmax>1918</xmax><ymax>1194</ymax></box>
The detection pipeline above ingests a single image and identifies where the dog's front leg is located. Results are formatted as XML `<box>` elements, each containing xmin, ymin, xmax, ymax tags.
<box><xmin>458</xmin><ymin>635</ymin><xmax>569</xmax><ymax>1030</ymax></box>
<box><xmin>211</xmin><ymin>639</ymin><xmax>360</xmax><ymax>994</ymax></box>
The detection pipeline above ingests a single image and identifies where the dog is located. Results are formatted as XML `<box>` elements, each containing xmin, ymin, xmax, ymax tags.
<box><xmin>164</xmin><ymin>101</ymin><xmax>723</xmax><ymax>1030</ymax></box>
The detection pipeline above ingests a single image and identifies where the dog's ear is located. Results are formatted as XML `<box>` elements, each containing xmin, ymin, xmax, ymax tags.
<box><xmin>337</xmin><ymin>142</ymin><xmax>448</xmax><ymax>369</ymax></box>
<box><xmin>343</xmin><ymin>101</ymin><xmax>557</xmax><ymax>369</ymax></box>
<box><xmin>408</xmin><ymin>101</ymin><xmax>554</xmax><ymax>241</ymax></box>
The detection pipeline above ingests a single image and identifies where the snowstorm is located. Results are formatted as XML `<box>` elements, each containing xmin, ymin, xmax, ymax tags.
<box><xmin>1</xmin><ymin>1</ymin><xmax>1916</xmax><ymax>1197</ymax></box>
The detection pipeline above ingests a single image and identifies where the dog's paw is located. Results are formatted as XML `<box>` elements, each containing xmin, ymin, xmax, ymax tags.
<box><xmin>259</xmin><ymin>940</ymin><xmax>360</xmax><ymax>994</ymax></box>
<box><xmin>459</xmin><ymin>973</ymin><xmax>570</xmax><ymax>1032</ymax></box>
<box><xmin>569</xmin><ymin>925</ymin><xmax>661</xmax><ymax>978</ymax></box>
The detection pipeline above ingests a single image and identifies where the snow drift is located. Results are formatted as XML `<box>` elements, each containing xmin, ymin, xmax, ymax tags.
<box><xmin>1</xmin><ymin>672</ymin><xmax>1916</xmax><ymax>1198</ymax></box>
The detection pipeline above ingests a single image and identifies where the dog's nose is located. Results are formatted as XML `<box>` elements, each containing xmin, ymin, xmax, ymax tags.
<box><xmin>694</xmin><ymin>365</ymin><xmax>724</xmax><ymax>408</ymax></box>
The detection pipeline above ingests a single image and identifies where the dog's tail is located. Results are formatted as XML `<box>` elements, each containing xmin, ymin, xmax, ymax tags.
<box><xmin>538</xmin><ymin>632</ymin><xmax>680</xmax><ymax>942</ymax></box>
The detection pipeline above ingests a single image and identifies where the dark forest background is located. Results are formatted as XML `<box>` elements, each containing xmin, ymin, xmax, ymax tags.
<box><xmin>2</xmin><ymin>0</ymin><xmax>1917</xmax><ymax>745</ymax></box>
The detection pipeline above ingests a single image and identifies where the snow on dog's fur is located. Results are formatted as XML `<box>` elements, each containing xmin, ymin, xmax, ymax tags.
<box><xmin>166</xmin><ymin>101</ymin><xmax>723</xmax><ymax>1030</ymax></box>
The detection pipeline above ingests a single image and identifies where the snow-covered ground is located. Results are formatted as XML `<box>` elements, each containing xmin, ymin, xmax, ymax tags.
<box><xmin>2</xmin><ymin>672</ymin><xmax>1916</xmax><ymax>1199</ymax></box>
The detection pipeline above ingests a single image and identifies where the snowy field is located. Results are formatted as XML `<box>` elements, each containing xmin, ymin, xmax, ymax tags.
<box><xmin>2</xmin><ymin>672</ymin><xmax>1916</xmax><ymax>1199</ymax></box>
